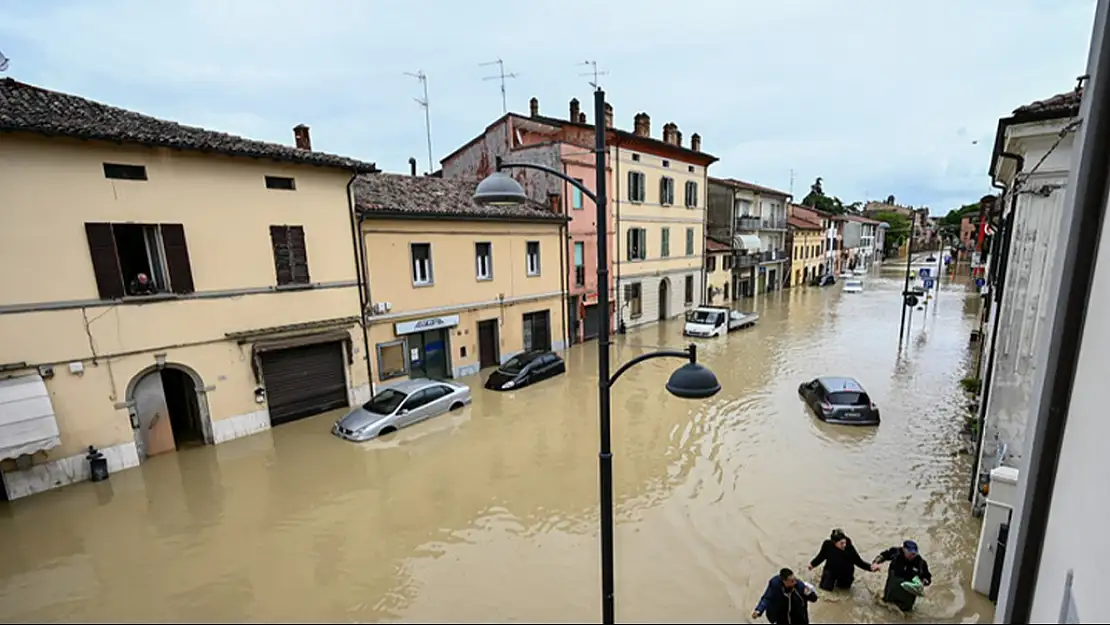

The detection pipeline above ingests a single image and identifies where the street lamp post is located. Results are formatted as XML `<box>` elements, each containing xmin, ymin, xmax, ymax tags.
<box><xmin>473</xmin><ymin>87</ymin><xmax>721</xmax><ymax>625</ymax></box>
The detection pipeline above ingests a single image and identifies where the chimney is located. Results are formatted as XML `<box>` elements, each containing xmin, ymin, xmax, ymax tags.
<box><xmin>409</xmin><ymin>157</ymin><xmax>417</xmax><ymax>176</ymax></box>
<box><xmin>578</xmin><ymin>112</ymin><xmax>586</xmax><ymax>124</ymax></box>
<box><xmin>691</xmin><ymin>133</ymin><xmax>702</xmax><ymax>152</ymax></box>
<box><xmin>529</xmin><ymin>97</ymin><xmax>539</xmax><ymax>117</ymax></box>
<box><xmin>633</xmin><ymin>113</ymin><xmax>651</xmax><ymax>137</ymax></box>
<box><xmin>662</xmin><ymin>122</ymin><xmax>677</xmax><ymax>145</ymax></box>
<box><xmin>548</xmin><ymin>193</ymin><xmax>562</xmax><ymax>213</ymax></box>
<box><xmin>675</xmin><ymin>129</ymin><xmax>683</xmax><ymax>147</ymax></box>
<box><xmin>604</xmin><ymin>103</ymin><xmax>613</xmax><ymax>128</ymax></box>
<box><xmin>569</xmin><ymin>98</ymin><xmax>580</xmax><ymax>122</ymax></box>
<box><xmin>293</xmin><ymin>124</ymin><xmax>311</xmax><ymax>150</ymax></box>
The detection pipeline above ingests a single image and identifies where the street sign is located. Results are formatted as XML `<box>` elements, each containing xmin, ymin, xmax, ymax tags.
<box><xmin>904</xmin><ymin>294</ymin><xmax>919</xmax><ymax>307</ymax></box>
<box><xmin>919</xmin><ymin>267</ymin><xmax>931</xmax><ymax>279</ymax></box>
<box><xmin>923</xmin><ymin>278</ymin><xmax>935</xmax><ymax>290</ymax></box>
<box><xmin>976</xmin><ymin>277</ymin><xmax>986</xmax><ymax>288</ymax></box>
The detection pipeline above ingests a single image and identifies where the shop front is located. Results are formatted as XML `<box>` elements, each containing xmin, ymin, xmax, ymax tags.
<box><xmin>392</xmin><ymin>314</ymin><xmax>457</xmax><ymax>380</ymax></box>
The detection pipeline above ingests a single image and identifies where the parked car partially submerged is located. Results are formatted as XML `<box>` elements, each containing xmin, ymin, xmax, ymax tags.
<box><xmin>797</xmin><ymin>376</ymin><xmax>880</xmax><ymax>425</ymax></box>
<box><xmin>484</xmin><ymin>350</ymin><xmax>565</xmax><ymax>391</ymax></box>
<box><xmin>332</xmin><ymin>378</ymin><xmax>471</xmax><ymax>441</ymax></box>
<box><xmin>812</xmin><ymin>274</ymin><xmax>837</xmax><ymax>287</ymax></box>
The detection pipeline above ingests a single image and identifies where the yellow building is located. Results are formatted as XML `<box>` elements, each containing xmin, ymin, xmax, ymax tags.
<box><xmin>788</xmin><ymin>205</ymin><xmax>828</xmax><ymax>286</ymax></box>
<box><xmin>612</xmin><ymin>114</ymin><xmax>718</xmax><ymax>327</ymax></box>
<box><xmin>0</xmin><ymin>78</ymin><xmax>378</xmax><ymax>500</ymax></box>
<box><xmin>354</xmin><ymin>174</ymin><xmax>567</xmax><ymax>383</ymax></box>
<box><xmin>704</xmin><ymin>237</ymin><xmax>735</xmax><ymax>305</ymax></box>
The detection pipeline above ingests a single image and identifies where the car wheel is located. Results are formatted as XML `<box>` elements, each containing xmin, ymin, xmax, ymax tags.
<box><xmin>449</xmin><ymin>401</ymin><xmax>465</xmax><ymax>411</ymax></box>
<box><xmin>378</xmin><ymin>426</ymin><xmax>398</xmax><ymax>437</ymax></box>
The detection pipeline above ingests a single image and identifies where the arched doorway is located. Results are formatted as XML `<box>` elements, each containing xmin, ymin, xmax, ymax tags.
<box><xmin>658</xmin><ymin>278</ymin><xmax>670</xmax><ymax>320</ymax></box>
<box><xmin>127</xmin><ymin>364</ymin><xmax>210</xmax><ymax>460</ymax></box>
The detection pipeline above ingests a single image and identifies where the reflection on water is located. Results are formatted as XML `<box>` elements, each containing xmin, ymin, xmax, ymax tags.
<box><xmin>0</xmin><ymin>267</ymin><xmax>993</xmax><ymax>623</ymax></box>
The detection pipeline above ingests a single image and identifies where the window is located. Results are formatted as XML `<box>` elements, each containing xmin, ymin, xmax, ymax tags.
<box><xmin>102</xmin><ymin>163</ymin><xmax>147</xmax><ymax>181</ymax></box>
<box><xmin>724</xmin><ymin>255</ymin><xmax>733</xmax><ymax>270</ymax></box>
<box><xmin>572</xmin><ymin>178</ymin><xmax>584</xmax><ymax>209</ymax></box>
<box><xmin>522</xmin><ymin>310</ymin><xmax>552</xmax><ymax>351</ymax></box>
<box><xmin>628</xmin><ymin>171</ymin><xmax>646</xmax><ymax>202</ymax></box>
<box><xmin>84</xmin><ymin>222</ymin><xmax>194</xmax><ymax>299</ymax></box>
<box><xmin>574</xmin><ymin>242</ymin><xmax>586</xmax><ymax>287</ymax></box>
<box><xmin>625</xmin><ymin>283</ymin><xmax>643</xmax><ymax>318</ymax></box>
<box><xmin>265</xmin><ymin>176</ymin><xmax>296</xmax><ymax>190</ymax></box>
<box><xmin>659</xmin><ymin>177</ymin><xmax>675</xmax><ymax>205</ymax></box>
<box><xmin>269</xmin><ymin>225</ymin><xmax>311</xmax><ymax>287</ymax></box>
<box><xmin>685</xmin><ymin>181</ymin><xmax>698</xmax><ymax>208</ymax></box>
<box><xmin>685</xmin><ymin>228</ymin><xmax>695</xmax><ymax>255</ymax></box>
<box><xmin>626</xmin><ymin>228</ymin><xmax>647</xmax><ymax>260</ymax></box>
<box><xmin>688</xmin><ymin>165</ymin><xmax>695</xmax><ymax>173</ymax></box>
<box><xmin>661</xmin><ymin>227</ymin><xmax>671</xmax><ymax>257</ymax></box>
<box><xmin>631</xmin><ymin>153</ymin><xmax>641</xmax><ymax>162</ymax></box>
<box><xmin>685</xmin><ymin>275</ymin><xmax>694</xmax><ymax>304</ymax></box>
<box><xmin>377</xmin><ymin>340</ymin><xmax>408</xmax><ymax>380</ymax></box>
<box><xmin>411</xmin><ymin>242</ymin><xmax>433</xmax><ymax>285</ymax></box>
<box><xmin>662</xmin><ymin>159</ymin><xmax>670</xmax><ymax>168</ymax></box>
<box><xmin>526</xmin><ymin>241</ymin><xmax>541</xmax><ymax>276</ymax></box>
<box><xmin>707</xmin><ymin>255</ymin><xmax>716</xmax><ymax>272</ymax></box>
<box><xmin>475</xmin><ymin>242</ymin><xmax>492</xmax><ymax>281</ymax></box>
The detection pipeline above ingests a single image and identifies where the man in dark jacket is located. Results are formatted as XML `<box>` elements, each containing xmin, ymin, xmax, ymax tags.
<box><xmin>873</xmin><ymin>540</ymin><xmax>932</xmax><ymax>611</ymax></box>
<box><xmin>751</xmin><ymin>568</ymin><xmax>818</xmax><ymax>624</ymax></box>
<box><xmin>808</xmin><ymin>528</ymin><xmax>879</xmax><ymax>590</ymax></box>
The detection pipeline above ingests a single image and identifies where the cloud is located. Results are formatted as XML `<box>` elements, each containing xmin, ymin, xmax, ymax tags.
<box><xmin>0</xmin><ymin>0</ymin><xmax>1097</xmax><ymax>212</ymax></box>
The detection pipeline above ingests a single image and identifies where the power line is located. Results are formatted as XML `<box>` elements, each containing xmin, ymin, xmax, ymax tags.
<box><xmin>404</xmin><ymin>70</ymin><xmax>434</xmax><ymax>174</ymax></box>
<box><xmin>579</xmin><ymin>60</ymin><xmax>608</xmax><ymax>88</ymax></box>
<box><xmin>480</xmin><ymin>58</ymin><xmax>518</xmax><ymax>114</ymax></box>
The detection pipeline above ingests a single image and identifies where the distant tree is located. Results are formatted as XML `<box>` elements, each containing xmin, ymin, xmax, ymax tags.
<box><xmin>801</xmin><ymin>176</ymin><xmax>847</xmax><ymax>215</ymax></box>
<box><xmin>886</xmin><ymin>194</ymin><xmax>896</xmax><ymax>205</ymax></box>
<box><xmin>872</xmin><ymin>211</ymin><xmax>911</xmax><ymax>254</ymax></box>
<box><xmin>942</xmin><ymin>202</ymin><xmax>980</xmax><ymax>228</ymax></box>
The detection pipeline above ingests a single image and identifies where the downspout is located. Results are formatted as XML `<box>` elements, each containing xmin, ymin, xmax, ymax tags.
<box><xmin>560</xmin><ymin>160</ymin><xmax>570</xmax><ymax>350</ymax></box>
<box><xmin>614</xmin><ymin>141</ymin><xmax>623</xmax><ymax>332</ymax></box>
<box><xmin>700</xmin><ymin>170</ymin><xmax>708</xmax><ymax>305</ymax></box>
<box><xmin>347</xmin><ymin>173</ymin><xmax>375</xmax><ymax>397</ymax></box>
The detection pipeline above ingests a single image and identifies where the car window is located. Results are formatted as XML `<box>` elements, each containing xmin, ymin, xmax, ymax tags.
<box><xmin>364</xmin><ymin>389</ymin><xmax>407</xmax><ymax>414</ymax></box>
<box><xmin>426</xmin><ymin>385</ymin><xmax>452</xmax><ymax>401</ymax></box>
<box><xmin>828</xmin><ymin>391</ymin><xmax>865</xmax><ymax>405</ymax></box>
<box><xmin>539</xmin><ymin>354</ymin><xmax>556</xmax><ymax>365</ymax></box>
<box><xmin>401</xmin><ymin>389</ymin><xmax>431</xmax><ymax>411</ymax></box>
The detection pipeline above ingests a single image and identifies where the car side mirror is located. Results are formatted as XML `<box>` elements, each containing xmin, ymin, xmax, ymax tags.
<box><xmin>398</xmin><ymin>409</ymin><xmax>409</xmax><ymax>415</ymax></box>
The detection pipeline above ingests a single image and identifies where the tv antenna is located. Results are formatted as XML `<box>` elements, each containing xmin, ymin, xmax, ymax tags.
<box><xmin>404</xmin><ymin>70</ymin><xmax>434</xmax><ymax>174</ymax></box>
<box><xmin>0</xmin><ymin>50</ymin><xmax>9</xmax><ymax>73</ymax></box>
<box><xmin>579</xmin><ymin>60</ymin><xmax>608</xmax><ymax>88</ymax></box>
<box><xmin>480</xmin><ymin>58</ymin><xmax>518</xmax><ymax>114</ymax></box>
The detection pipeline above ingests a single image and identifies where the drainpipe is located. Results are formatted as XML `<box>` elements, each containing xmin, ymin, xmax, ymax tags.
<box><xmin>559</xmin><ymin>161</ymin><xmax>570</xmax><ymax>350</ymax></box>
<box><xmin>613</xmin><ymin>142</ymin><xmax>623</xmax><ymax>333</ymax></box>
<box><xmin>347</xmin><ymin>174</ymin><xmax>376</xmax><ymax>397</ymax></box>
<box><xmin>1002</xmin><ymin>4</ymin><xmax>1109</xmax><ymax>618</ymax></box>
<box><xmin>968</xmin><ymin>153</ymin><xmax>1023</xmax><ymax>504</ymax></box>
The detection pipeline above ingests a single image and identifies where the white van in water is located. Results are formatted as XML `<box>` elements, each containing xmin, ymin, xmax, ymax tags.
<box><xmin>683</xmin><ymin>306</ymin><xmax>760</xmax><ymax>338</ymax></box>
<box><xmin>843</xmin><ymin>279</ymin><xmax>864</xmax><ymax>293</ymax></box>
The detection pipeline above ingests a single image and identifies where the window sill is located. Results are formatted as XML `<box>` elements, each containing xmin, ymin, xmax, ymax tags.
<box><xmin>476</xmin><ymin>276</ymin><xmax>494</xmax><ymax>282</ymax></box>
<box><xmin>412</xmin><ymin>281</ymin><xmax>435</xmax><ymax>288</ymax></box>
<box><xmin>120</xmin><ymin>293</ymin><xmax>179</xmax><ymax>303</ymax></box>
<box><xmin>526</xmin><ymin>273</ymin><xmax>541</xmax><ymax>278</ymax></box>
<box><xmin>630</xmin><ymin>312</ymin><xmax>643</xmax><ymax>319</ymax></box>
<box><xmin>274</xmin><ymin>283</ymin><xmax>314</xmax><ymax>292</ymax></box>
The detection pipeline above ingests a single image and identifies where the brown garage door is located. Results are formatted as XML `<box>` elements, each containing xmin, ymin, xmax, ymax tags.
<box><xmin>261</xmin><ymin>342</ymin><xmax>348</xmax><ymax>426</ymax></box>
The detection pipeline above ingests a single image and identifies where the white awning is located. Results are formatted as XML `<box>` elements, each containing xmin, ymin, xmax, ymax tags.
<box><xmin>733</xmin><ymin>234</ymin><xmax>762</xmax><ymax>250</ymax></box>
<box><xmin>0</xmin><ymin>374</ymin><xmax>60</xmax><ymax>461</ymax></box>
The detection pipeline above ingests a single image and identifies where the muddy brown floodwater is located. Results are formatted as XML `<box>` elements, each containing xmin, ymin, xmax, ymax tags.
<box><xmin>0</xmin><ymin>267</ymin><xmax>995</xmax><ymax>624</ymax></box>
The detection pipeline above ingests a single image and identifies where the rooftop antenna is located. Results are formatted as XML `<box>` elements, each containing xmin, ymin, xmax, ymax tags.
<box><xmin>0</xmin><ymin>50</ymin><xmax>9</xmax><ymax>73</ymax></box>
<box><xmin>404</xmin><ymin>70</ymin><xmax>434</xmax><ymax>174</ymax></box>
<box><xmin>789</xmin><ymin>169</ymin><xmax>795</xmax><ymax>196</ymax></box>
<box><xmin>579</xmin><ymin>60</ymin><xmax>608</xmax><ymax>89</ymax></box>
<box><xmin>480</xmin><ymin>59</ymin><xmax>518</xmax><ymax>114</ymax></box>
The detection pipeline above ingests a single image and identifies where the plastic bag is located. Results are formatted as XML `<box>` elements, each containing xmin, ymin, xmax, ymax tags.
<box><xmin>900</xmin><ymin>576</ymin><xmax>925</xmax><ymax>597</ymax></box>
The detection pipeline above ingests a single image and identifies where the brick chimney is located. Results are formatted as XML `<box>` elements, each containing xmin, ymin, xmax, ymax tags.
<box><xmin>662</xmin><ymin>122</ymin><xmax>677</xmax><ymax>145</ymax></box>
<box><xmin>675</xmin><ymin>129</ymin><xmax>683</xmax><ymax>147</ymax></box>
<box><xmin>578</xmin><ymin>112</ymin><xmax>586</xmax><ymax>124</ymax></box>
<box><xmin>633</xmin><ymin>113</ymin><xmax>650</xmax><ymax>137</ymax></box>
<box><xmin>604</xmin><ymin>103</ymin><xmax>613</xmax><ymax>128</ymax></box>
<box><xmin>293</xmin><ymin>124</ymin><xmax>311</xmax><ymax>150</ymax></box>
<box><xmin>529</xmin><ymin>97</ymin><xmax>539</xmax><ymax>117</ymax></box>
<box><xmin>691</xmin><ymin>133</ymin><xmax>702</xmax><ymax>152</ymax></box>
<box><xmin>569</xmin><ymin>98</ymin><xmax>580</xmax><ymax>122</ymax></box>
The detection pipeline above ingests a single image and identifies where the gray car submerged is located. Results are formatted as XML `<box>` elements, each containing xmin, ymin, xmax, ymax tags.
<box><xmin>332</xmin><ymin>378</ymin><xmax>472</xmax><ymax>442</ymax></box>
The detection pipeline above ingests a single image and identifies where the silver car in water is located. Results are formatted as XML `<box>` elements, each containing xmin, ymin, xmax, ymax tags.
<box><xmin>332</xmin><ymin>378</ymin><xmax>472</xmax><ymax>442</ymax></box>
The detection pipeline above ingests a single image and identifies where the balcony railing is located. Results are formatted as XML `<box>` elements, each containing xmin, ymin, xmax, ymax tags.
<box><xmin>735</xmin><ymin>216</ymin><xmax>762</xmax><ymax>231</ymax></box>
<box><xmin>734</xmin><ymin>254</ymin><xmax>760</xmax><ymax>267</ymax></box>
<box><xmin>574</xmin><ymin>265</ymin><xmax>586</xmax><ymax>287</ymax></box>
<box><xmin>759</xmin><ymin>249</ymin><xmax>787</xmax><ymax>263</ymax></box>
<box><xmin>762</xmin><ymin>218</ymin><xmax>787</xmax><ymax>230</ymax></box>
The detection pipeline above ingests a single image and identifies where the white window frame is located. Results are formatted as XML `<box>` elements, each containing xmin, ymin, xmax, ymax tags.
<box><xmin>685</xmin><ymin>180</ymin><xmax>698</xmax><ymax>208</ymax></box>
<box><xmin>526</xmin><ymin>240</ymin><xmax>541</xmax><ymax>276</ymax></box>
<box><xmin>410</xmin><ymin>242</ymin><xmax>433</xmax><ymax>286</ymax></box>
<box><xmin>475</xmin><ymin>241</ymin><xmax>493</xmax><ymax>281</ymax></box>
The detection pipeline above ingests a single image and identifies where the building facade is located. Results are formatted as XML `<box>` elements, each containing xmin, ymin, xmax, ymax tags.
<box><xmin>790</xmin><ymin>204</ymin><xmax>835</xmax><ymax>277</ymax></box>
<box><xmin>611</xmin><ymin>115</ymin><xmax>717</xmax><ymax>328</ymax></box>
<box><xmin>439</xmin><ymin>98</ymin><xmax>615</xmax><ymax>345</ymax></box>
<box><xmin>0</xmin><ymin>78</ymin><xmax>377</xmax><ymax>500</ymax></box>
<box><xmin>704</xmin><ymin>237</ymin><xmax>734</xmax><ymax>304</ymax></box>
<box><xmin>787</xmin><ymin>209</ymin><xmax>825</xmax><ymax>286</ymax></box>
<box><xmin>354</xmin><ymin>174</ymin><xmax>567</xmax><ymax>384</ymax></box>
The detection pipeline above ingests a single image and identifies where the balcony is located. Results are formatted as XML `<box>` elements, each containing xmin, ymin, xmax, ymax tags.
<box><xmin>762</xmin><ymin>218</ymin><xmax>787</xmax><ymax>230</ymax></box>
<box><xmin>734</xmin><ymin>253</ymin><xmax>760</xmax><ymax>267</ymax></box>
<box><xmin>759</xmin><ymin>249</ymin><xmax>787</xmax><ymax>263</ymax></box>
<box><xmin>735</xmin><ymin>216</ymin><xmax>762</xmax><ymax>231</ymax></box>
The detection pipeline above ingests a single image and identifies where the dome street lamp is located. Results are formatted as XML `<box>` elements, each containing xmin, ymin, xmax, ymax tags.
<box><xmin>474</xmin><ymin>88</ymin><xmax>721</xmax><ymax>625</ymax></box>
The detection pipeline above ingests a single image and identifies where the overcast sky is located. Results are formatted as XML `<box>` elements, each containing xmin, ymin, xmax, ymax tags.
<box><xmin>0</xmin><ymin>0</ymin><xmax>1097</xmax><ymax>214</ymax></box>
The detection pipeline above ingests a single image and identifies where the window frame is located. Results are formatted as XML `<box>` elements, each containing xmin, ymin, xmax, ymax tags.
<box><xmin>661</xmin><ymin>227</ymin><xmax>671</xmax><ymax>257</ymax></box>
<box><xmin>659</xmin><ymin>176</ymin><xmax>675</xmax><ymax>205</ymax></box>
<box><xmin>475</xmin><ymin>241</ymin><xmax>493</xmax><ymax>281</ymax></box>
<box><xmin>572</xmin><ymin>179</ymin><xmax>584</xmax><ymax>210</ymax></box>
<box><xmin>626</xmin><ymin>227</ymin><xmax>647</xmax><ymax>261</ymax></box>
<box><xmin>626</xmin><ymin>282</ymin><xmax>643</xmax><ymax>318</ymax></box>
<box><xmin>628</xmin><ymin>171</ymin><xmax>646</xmax><ymax>203</ymax></box>
<box><xmin>526</xmin><ymin>240</ymin><xmax>541</xmax><ymax>276</ymax></box>
<box><xmin>376</xmin><ymin>339</ymin><xmax>410</xmax><ymax>381</ymax></box>
<box><xmin>269</xmin><ymin>224</ymin><xmax>311</xmax><ymax>288</ymax></box>
<box><xmin>410</xmin><ymin>242</ymin><xmax>434</xmax><ymax>286</ymax></box>
<box><xmin>685</xmin><ymin>180</ymin><xmax>699</xmax><ymax>208</ymax></box>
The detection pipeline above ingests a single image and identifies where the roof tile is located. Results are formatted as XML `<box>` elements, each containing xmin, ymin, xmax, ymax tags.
<box><xmin>354</xmin><ymin>173</ymin><xmax>566</xmax><ymax>222</ymax></box>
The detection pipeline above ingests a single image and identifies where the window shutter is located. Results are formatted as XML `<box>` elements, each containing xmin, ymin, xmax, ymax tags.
<box><xmin>270</xmin><ymin>225</ymin><xmax>294</xmax><ymax>285</ymax></box>
<box><xmin>84</xmin><ymin>223</ymin><xmax>125</xmax><ymax>299</ymax></box>
<box><xmin>659</xmin><ymin>178</ymin><xmax>666</xmax><ymax>204</ymax></box>
<box><xmin>288</xmin><ymin>226</ymin><xmax>311</xmax><ymax>284</ymax></box>
<box><xmin>626</xmin><ymin>229</ymin><xmax>634</xmax><ymax>261</ymax></box>
<box><xmin>160</xmin><ymin>224</ymin><xmax>195</xmax><ymax>294</ymax></box>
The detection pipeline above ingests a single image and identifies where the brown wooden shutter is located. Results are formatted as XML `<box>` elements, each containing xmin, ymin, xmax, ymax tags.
<box><xmin>270</xmin><ymin>225</ymin><xmax>293</xmax><ymax>285</ymax></box>
<box><xmin>288</xmin><ymin>226</ymin><xmax>310</xmax><ymax>285</ymax></box>
<box><xmin>84</xmin><ymin>223</ymin><xmax>125</xmax><ymax>300</ymax></box>
<box><xmin>160</xmin><ymin>224</ymin><xmax>195</xmax><ymax>294</ymax></box>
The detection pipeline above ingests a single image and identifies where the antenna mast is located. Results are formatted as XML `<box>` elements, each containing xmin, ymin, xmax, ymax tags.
<box><xmin>789</xmin><ymin>169</ymin><xmax>795</xmax><ymax>196</ymax></box>
<box><xmin>579</xmin><ymin>60</ymin><xmax>608</xmax><ymax>88</ymax></box>
<box><xmin>404</xmin><ymin>71</ymin><xmax>434</xmax><ymax>174</ymax></box>
<box><xmin>0</xmin><ymin>50</ymin><xmax>9</xmax><ymax>73</ymax></box>
<box><xmin>480</xmin><ymin>59</ymin><xmax>518</xmax><ymax>114</ymax></box>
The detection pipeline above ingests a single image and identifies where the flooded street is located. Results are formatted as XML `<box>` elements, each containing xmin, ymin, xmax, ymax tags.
<box><xmin>0</xmin><ymin>267</ymin><xmax>994</xmax><ymax>624</ymax></box>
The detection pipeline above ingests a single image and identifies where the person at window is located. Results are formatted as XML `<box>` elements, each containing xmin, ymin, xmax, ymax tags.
<box><xmin>751</xmin><ymin>567</ymin><xmax>817</xmax><ymax>624</ymax></box>
<box><xmin>129</xmin><ymin>272</ymin><xmax>157</xmax><ymax>295</ymax></box>
<box><xmin>872</xmin><ymin>540</ymin><xmax>932</xmax><ymax>612</ymax></box>
<box><xmin>807</xmin><ymin>528</ymin><xmax>879</xmax><ymax>591</ymax></box>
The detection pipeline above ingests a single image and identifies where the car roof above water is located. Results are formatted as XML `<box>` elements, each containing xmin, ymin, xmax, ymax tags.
<box><xmin>816</xmin><ymin>376</ymin><xmax>865</xmax><ymax>392</ymax></box>
<box><xmin>383</xmin><ymin>378</ymin><xmax>458</xmax><ymax>394</ymax></box>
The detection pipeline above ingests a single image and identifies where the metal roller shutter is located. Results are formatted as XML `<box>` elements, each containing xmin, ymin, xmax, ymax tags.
<box><xmin>261</xmin><ymin>342</ymin><xmax>348</xmax><ymax>426</ymax></box>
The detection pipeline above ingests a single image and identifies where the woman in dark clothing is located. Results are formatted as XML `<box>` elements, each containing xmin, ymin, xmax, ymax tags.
<box><xmin>808</xmin><ymin>528</ymin><xmax>878</xmax><ymax>591</ymax></box>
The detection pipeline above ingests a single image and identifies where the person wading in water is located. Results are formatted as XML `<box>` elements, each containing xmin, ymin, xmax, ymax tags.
<box><xmin>807</xmin><ymin>528</ymin><xmax>880</xmax><ymax>591</ymax></box>
<box><xmin>872</xmin><ymin>539</ymin><xmax>932</xmax><ymax>612</ymax></box>
<box><xmin>751</xmin><ymin>567</ymin><xmax>818</xmax><ymax>624</ymax></box>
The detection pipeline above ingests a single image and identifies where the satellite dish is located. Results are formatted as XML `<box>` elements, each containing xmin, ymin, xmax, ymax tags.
<box><xmin>0</xmin><ymin>51</ymin><xmax>9</xmax><ymax>72</ymax></box>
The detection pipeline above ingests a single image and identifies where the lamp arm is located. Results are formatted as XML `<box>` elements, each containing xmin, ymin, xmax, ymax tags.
<box><xmin>607</xmin><ymin>344</ymin><xmax>696</xmax><ymax>387</ymax></box>
<box><xmin>497</xmin><ymin>159</ymin><xmax>599</xmax><ymax>203</ymax></box>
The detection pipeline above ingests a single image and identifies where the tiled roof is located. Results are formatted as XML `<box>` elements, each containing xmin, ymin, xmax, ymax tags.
<box><xmin>706</xmin><ymin>237</ymin><xmax>732</xmax><ymax>252</ymax></box>
<box><xmin>709</xmin><ymin>176</ymin><xmax>792</xmax><ymax>197</ymax></box>
<box><xmin>791</xmin><ymin>204</ymin><xmax>829</xmax><ymax>224</ymax></box>
<box><xmin>788</xmin><ymin>215</ymin><xmax>823</xmax><ymax>230</ymax></box>
<box><xmin>529</xmin><ymin>113</ymin><xmax>719</xmax><ymax>165</ymax></box>
<box><xmin>0</xmin><ymin>77</ymin><xmax>378</xmax><ymax>172</ymax></box>
<box><xmin>1012</xmin><ymin>88</ymin><xmax>1083</xmax><ymax>119</ymax></box>
<box><xmin>353</xmin><ymin>173</ymin><xmax>566</xmax><ymax>222</ymax></box>
<box><xmin>838</xmin><ymin>213</ymin><xmax>881</xmax><ymax>224</ymax></box>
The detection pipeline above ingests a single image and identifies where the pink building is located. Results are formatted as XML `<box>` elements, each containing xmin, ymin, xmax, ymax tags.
<box><xmin>440</xmin><ymin>97</ymin><xmax>616</xmax><ymax>345</ymax></box>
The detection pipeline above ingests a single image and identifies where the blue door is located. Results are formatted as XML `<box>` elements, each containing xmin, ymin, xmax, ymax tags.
<box><xmin>412</xmin><ymin>329</ymin><xmax>450</xmax><ymax>380</ymax></box>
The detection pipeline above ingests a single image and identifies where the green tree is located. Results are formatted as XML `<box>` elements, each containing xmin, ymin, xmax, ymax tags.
<box><xmin>942</xmin><ymin>202</ymin><xmax>980</xmax><ymax>228</ymax></box>
<box><xmin>872</xmin><ymin>211</ymin><xmax>911</xmax><ymax>254</ymax></box>
<box><xmin>800</xmin><ymin>177</ymin><xmax>848</xmax><ymax>215</ymax></box>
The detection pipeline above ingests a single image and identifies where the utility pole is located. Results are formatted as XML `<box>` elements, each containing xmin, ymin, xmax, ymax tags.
<box><xmin>404</xmin><ymin>70</ymin><xmax>434</xmax><ymax>174</ymax></box>
<box><xmin>480</xmin><ymin>59</ymin><xmax>518</xmax><ymax>114</ymax></box>
<box><xmin>579</xmin><ymin>60</ymin><xmax>608</xmax><ymax>88</ymax></box>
